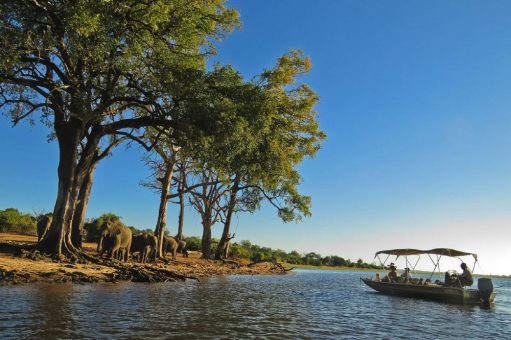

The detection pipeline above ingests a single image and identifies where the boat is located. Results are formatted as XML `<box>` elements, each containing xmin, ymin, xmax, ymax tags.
<box><xmin>361</xmin><ymin>248</ymin><xmax>496</xmax><ymax>305</ymax></box>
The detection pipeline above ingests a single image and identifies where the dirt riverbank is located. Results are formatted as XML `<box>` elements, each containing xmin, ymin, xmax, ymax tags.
<box><xmin>0</xmin><ymin>233</ymin><xmax>289</xmax><ymax>285</ymax></box>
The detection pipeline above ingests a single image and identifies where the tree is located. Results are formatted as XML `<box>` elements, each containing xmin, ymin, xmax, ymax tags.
<box><xmin>141</xmin><ymin>64</ymin><xmax>262</xmax><ymax>259</ymax></box>
<box><xmin>188</xmin><ymin>167</ymin><xmax>226</xmax><ymax>259</ymax></box>
<box><xmin>0</xmin><ymin>0</ymin><xmax>238</xmax><ymax>259</ymax></box>
<box><xmin>71</xmin><ymin>137</ymin><xmax>127</xmax><ymax>248</ymax></box>
<box><xmin>174</xmin><ymin>161</ymin><xmax>188</xmax><ymax>242</ymax></box>
<box><xmin>214</xmin><ymin>51</ymin><xmax>326</xmax><ymax>259</ymax></box>
<box><xmin>148</xmin><ymin>137</ymin><xmax>181</xmax><ymax>259</ymax></box>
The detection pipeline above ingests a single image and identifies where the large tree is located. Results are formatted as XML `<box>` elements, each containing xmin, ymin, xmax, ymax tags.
<box><xmin>0</xmin><ymin>0</ymin><xmax>238</xmax><ymax>259</ymax></box>
<box><xmin>213</xmin><ymin>51</ymin><xmax>326</xmax><ymax>259</ymax></box>
<box><xmin>145</xmin><ymin>51</ymin><xmax>325</xmax><ymax>260</ymax></box>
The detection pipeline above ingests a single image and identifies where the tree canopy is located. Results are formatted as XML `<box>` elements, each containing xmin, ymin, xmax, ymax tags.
<box><xmin>0</xmin><ymin>0</ymin><xmax>240</xmax><ymax>257</ymax></box>
<box><xmin>0</xmin><ymin>1</ymin><xmax>325</xmax><ymax>260</ymax></box>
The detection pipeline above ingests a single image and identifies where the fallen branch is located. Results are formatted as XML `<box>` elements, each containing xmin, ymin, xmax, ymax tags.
<box><xmin>247</xmin><ymin>259</ymin><xmax>289</xmax><ymax>274</ymax></box>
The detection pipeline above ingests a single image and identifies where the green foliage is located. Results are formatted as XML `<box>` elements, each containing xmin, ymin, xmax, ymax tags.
<box><xmin>184</xmin><ymin>236</ymin><xmax>201</xmax><ymax>251</ymax></box>
<box><xmin>227</xmin><ymin>239</ymin><xmax>379</xmax><ymax>269</ymax></box>
<box><xmin>302</xmin><ymin>252</ymin><xmax>322</xmax><ymax>266</ymax></box>
<box><xmin>83</xmin><ymin>213</ymin><xmax>122</xmax><ymax>242</ymax></box>
<box><xmin>0</xmin><ymin>0</ymin><xmax>240</xmax><ymax>124</ymax></box>
<box><xmin>0</xmin><ymin>208</ymin><xmax>36</xmax><ymax>235</ymax></box>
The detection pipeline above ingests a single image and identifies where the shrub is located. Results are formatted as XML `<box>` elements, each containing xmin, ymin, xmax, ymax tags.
<box><xmin>184</xmin><ymin>236</ymin><xmax>201</xmax><ymax>251</ymax></box>
<box><xmin>0</xmin><ymin>208</ymin><xmax>36</xmax><ymax>235</ymax></box>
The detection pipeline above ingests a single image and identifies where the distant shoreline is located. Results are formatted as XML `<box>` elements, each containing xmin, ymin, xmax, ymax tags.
<box><xmin>285</xmin><ymin>263</ymin><xmax>379</xmax><ymax>272</ymax></box>
<box><xmin>285</xmin><ymin>263</ymin><xmax>511</xmax><ymax>278</ymax></box>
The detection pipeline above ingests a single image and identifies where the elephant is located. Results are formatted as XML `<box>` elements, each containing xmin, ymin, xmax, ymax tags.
<box><xmin>162</xmin><ymin>236</ymin><xmax>178</xmax><ymax>260</ymax></box>
<box><xmin>97</xmin><ymin>221</ymin><xmax>132</xmax><ymax>262</ymax></box>
<box><xmin>131</xmin><ymin>233</ymin><xmax>157</xmax><ymax>263</ymax></box>
<box><xmin>37</xmin><ymin>214</ymin><xmax>52</xmax><ymax>242</ymax></box>
<box><xmin>177</xmin><ymin>239</ymin><xmax>188</xmax><ymax>258</ymax></box>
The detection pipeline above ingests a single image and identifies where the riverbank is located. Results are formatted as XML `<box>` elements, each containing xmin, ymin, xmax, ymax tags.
<box><xmin>284</xmin><ymin>263</ymin><xmax>379</xmax><ymax>272</ymax></box>
<box><xmin>0</xmin><ymin>233</ymin><xmax>289</xmax><ymax>285</ymax></box>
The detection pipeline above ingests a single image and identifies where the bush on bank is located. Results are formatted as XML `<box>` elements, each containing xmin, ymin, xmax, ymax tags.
<box><xmin>0</xmin><ymin>208</ymin><xmax>37</xmax><ymax>235</ymax></box>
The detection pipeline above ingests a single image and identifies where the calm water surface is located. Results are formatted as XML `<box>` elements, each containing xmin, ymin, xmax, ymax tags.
<box><xmin>0</xmin><ymin>269</ymin><xmax>510</xmax><ymax>339</ymax></box>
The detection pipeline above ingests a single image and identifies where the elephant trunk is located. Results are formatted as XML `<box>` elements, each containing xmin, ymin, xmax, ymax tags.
<box><xmin>97</xmin><ymin>235</ymin><xmax>104</xmax><ymax>253</ymax></box>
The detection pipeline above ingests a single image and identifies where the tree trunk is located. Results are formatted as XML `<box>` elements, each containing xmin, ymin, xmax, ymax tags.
<box><xmin>215</xmin><ymin>179</ymin><xmax>239</xmax><ymax>260</ymax></box>
<box><xmin>37</xmin><ymin>122</ymin><xmax>83</xmax><ymax>259</ymax></box>
<box><xmin>176</xmin><ymin>188</ymin><xmax>185</xmax><ymax>241</ymax></box>
<box><xmin>201</xmin><ymin>218</ymin><xmax>212</xmax><ymax>259</ymax></box>
<box><xmin>71</xmin><ymin>164</ymin><xmax>96</xmax><ymax>248</ymax></box>
<box><xmin>154</xmin><ymin>158</ymin><xmax>176</xmax><ymax>258</ymax></box>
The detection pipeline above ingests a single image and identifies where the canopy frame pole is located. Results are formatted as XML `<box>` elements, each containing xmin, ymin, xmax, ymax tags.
<box><xmin>382</xmin><ymin>254</ymin><xmax>390</xmax><ymax>268</ymax></box>
<box><xmin>412</xmin><ymin>256</ymin><xmax>420</xmax><ymax>271</ymax></box>
<box><xmin>427</xmin><ymin>254</ymin><xmax>441</xmax><ymax>280</ymax></box>
<box><xmin>376</xmin><ymin>255</ymin><xmax>386</xmax><ymax>271</ymax></box>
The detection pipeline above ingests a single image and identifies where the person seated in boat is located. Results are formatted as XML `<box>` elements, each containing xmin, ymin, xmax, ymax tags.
<box><xmin>458</xmin><ymin>262</ymin><xmax>473</xmax><ymax>286</ymax></box>
<box><xmin>444</xmin><ymin>262</ymin><xmax>473</xmax><ymax>287</ymax></box>
<box><xmin>400</xmin><ymin>267</ymin><xmax>412</xmax><ymax>282</ymax></box>
<box><xmin>385</xmin><ymin>264</ymin><xmax>398</xmax><ymax>282</ymax></box>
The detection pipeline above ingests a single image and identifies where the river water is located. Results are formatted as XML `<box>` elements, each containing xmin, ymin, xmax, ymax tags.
<box><xmin>0</xmin><ymin>269</ymin><xmax>510</xmax><ymax>339</ymax></box>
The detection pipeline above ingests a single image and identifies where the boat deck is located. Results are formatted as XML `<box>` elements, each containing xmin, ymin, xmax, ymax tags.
<box><xmin>361</xmin><ymin>278</ymin><xmax>493</xmax><ymax>304</ymax></box>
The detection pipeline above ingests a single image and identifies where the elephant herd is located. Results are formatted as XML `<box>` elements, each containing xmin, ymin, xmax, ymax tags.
<box><xmin>97</xmin><ymin>221</ymin><xmax>188</xmax><ymax>263</ymax></box>
<box><xmin>36</xmin><ymin>215</ymin><xmax>188</xmax><ymax>263</ymax></box>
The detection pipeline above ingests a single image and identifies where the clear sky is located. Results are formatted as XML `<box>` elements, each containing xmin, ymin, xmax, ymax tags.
<box><xmin>1</xmin><ymin>0</ymin><xmax>510</xmax><ymax>274</ymax></box>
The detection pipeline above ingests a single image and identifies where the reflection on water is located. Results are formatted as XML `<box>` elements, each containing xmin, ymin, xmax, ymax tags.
<box><xmin>0</xmin><ymin>270</ymin><xmax>510</xmax><ymax>338</ymax></box>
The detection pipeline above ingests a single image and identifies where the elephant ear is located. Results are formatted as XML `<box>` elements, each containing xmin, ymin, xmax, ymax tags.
<box><xmin>108</xmin><ymin>222</ymin><xmax>122</xmax><ymax>237</ymax></box>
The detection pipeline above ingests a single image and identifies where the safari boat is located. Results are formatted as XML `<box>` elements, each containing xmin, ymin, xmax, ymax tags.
<box><xmin>362</xmin><ymin>248</ymin><xmax>496</xmax><ymax>305</ymax></box>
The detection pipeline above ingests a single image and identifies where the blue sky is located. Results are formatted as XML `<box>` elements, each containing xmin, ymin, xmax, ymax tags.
<box><xmin>1</xmin><ymin>1</ymin><xmax>511</xmax><ymax>274</ymax></box>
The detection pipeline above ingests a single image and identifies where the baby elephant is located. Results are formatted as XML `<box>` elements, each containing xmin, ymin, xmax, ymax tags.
<box><xmin>177</xmin><ymin>239</ymin><xmax>188</xmax><ymax>258</ymax></box>
<box><xmin>37</xmin><ymin>213</ymin><xmax>52</xmax><ymax>242</ymax></box>
<box><xmin>131</xmin><ymin>233</ymin><xmax>157</xmax><ymax>263</ymax></box>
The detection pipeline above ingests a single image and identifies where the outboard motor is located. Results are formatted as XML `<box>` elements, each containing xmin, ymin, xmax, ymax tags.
<box><xmin>478</xmin><ymin>278</ymin><xmax>494</xmax><ymax>304</ymax></box>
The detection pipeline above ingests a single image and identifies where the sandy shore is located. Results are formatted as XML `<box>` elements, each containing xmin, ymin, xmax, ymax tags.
<box><xmin>0</xmin><ymin>233</ymin><xmax>289</xmax><ymax>285</ymax></box>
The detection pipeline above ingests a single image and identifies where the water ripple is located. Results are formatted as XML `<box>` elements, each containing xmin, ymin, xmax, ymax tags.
<box><xmin>0</xmin><ymin>271</ymin><xmax>510</xmax><ymax>338</ymax></box>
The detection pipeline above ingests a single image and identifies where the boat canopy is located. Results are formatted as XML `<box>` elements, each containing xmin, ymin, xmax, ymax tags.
<box><xmin>375</xmin><ymin>248</ymin><xmax>477</xmax><ymax>260</ymax></box>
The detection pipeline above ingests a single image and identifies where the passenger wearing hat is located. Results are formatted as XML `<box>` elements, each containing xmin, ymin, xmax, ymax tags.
<box><xmin>387</xmin><ymin>263</ymin><xmax>398</xmax><ymax>283</ymax></box>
